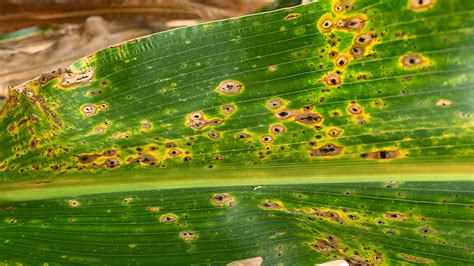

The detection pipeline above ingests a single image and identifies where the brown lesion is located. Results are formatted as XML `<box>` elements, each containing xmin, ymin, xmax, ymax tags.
<box><xmin>321</xmin><ymin>72</ymin><xmax>342</xmax><ymax>86</ymax></box>
<box><xmin>360</xmin><ymin>150</ymin><xmax>401</xmax><ymax>160</ymax></box>
<box><xmin>295</xmin><ymin>112</ymin><xmax>323</xmax><ymax>125</ymax></box>
<box><xmin>186</xmin><ymin>111</ymin><xmax>224</xmax><ymax>130</ymax></box>
<box><xmin>310</xmin><ymin>144</ymin><xmax>343</xmax><ymax>157</ymax></box>
<box><xmin>270</xmin><ymin>124</ymin><xmax>286</xmax><ymax>134</ymax></box>
<box><xmin>327</xmin><ymin>128</ymin><xmax>343</xmax><ymax>138</ymax></box>
<box><xmin>335</xmin><ymin>15</ymin><xmax>367</xmax><ymax>31</ymax></box>
<box><xmin>0</xmin><ymin>161</ymin><xmax>8</xmax><ymax>171</ymax></box>
<box><xmin>259</xmin><ymin>200</ymin><xmax>283</xmax><ymax>210</ymax></box>
<box><xmin>127</xmin><ymin>153</ymin><xmax>157</xmax><ymax>165</ymax></box>
<box><xmin>159</xmin><ymin>213</ymin><xmax>178</xmax><ymax>224</ymax></box>
<box><xmin>347</xmin><ymin>102</ymin><xmax>364</xmax><ymax>115</ymax></box>
<box><xmin>384</xmin><ymin>212</ymin><xmax>406</xmax><ymax>221</ymax></box>
<box><xmin>399</xmin><ymin>253</ymin><xmax>433</xmax><ymax>264</ymax></box>
<box><xmin>317</xmin><ymin>14</ymin><xmax>334</xmax><ymax>33</ymax></box>
<box><xmin>400</xmin><ymin>53</ymin><xmax>428</xmax><ymax>69</ymax></box>
<box><xmin>211</xmin><ymin>193</ymin><xmax>234</xmax><ymax>207</ymax></box>
<box><xmin>60</xmin><ymin>68</ymin><xmax>95</xmax><ymax>87</ymax></box>
<box><xmin>408</xmin><ymin>0</ymin><xmax>436</xmax><ymax>12</ymax></box>
<box><xmin>285</xmin><ymin>13</ymin><xmax>301</xmax><ymax>20</ymax></box>
<box><xmin>179</xmin><ymin>231</ymin><xmax>198</xmax><ymax>241</ymax></box>
<box><xmin>215</xmin><ymin>80</ymin><xmax>244</xmax><ymax>95</ymax></box>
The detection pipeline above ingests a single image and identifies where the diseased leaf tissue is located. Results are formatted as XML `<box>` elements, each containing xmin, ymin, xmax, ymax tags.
<box><xmin>0</xmin><ymin>0</ymin><xmax>473</xmax><ymax>264</ymax></box>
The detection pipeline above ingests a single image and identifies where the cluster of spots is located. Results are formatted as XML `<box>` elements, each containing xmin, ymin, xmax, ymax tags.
<box><xmin>0</xmin><ymin>160</ymin><xmax>8</xmax><ymax>171</ymax></box>
<box><xmin>22</xmin><ymin>89</ymin><xmax>62</xmax><ymax>127</ymax></box>
<box><xmin>350</xmin><ymin>32</ymin><xmax>376</xmax><ymax>59</ymax></box>
<box><xmin>361</xmin><ymin>150</ymin><xmax>401</xmax><ymax>160</ymax></box>
<box><xmin>179</xmin><ymin>231</ymin><xmax>197</xmax><ymax>241</ymax></box>
<box><xmin>81</xmin><ymin>102</ymin><xmax>109</xmax><ymax>117</ymax></box>
<box><xmin>400</xmin><ymin>53</ymin><xmax>429</xmax><ymax>70</ymax></box>
<box><xmin>186</xmin><ymin>111</ymin><xmax>223</xmax><ymax>130</ymax></box>
<box><xmin>310</xmin><ymin>144</ymin><xmax>343</xmax><ymax>157</ymax></box>
<box><xmin>60</xmin><ymin>68</ymin><xmax>94</xmax><ymax>87</ymax></box>
<box><xmin>211</xmin><ymin>193</ymin><xmax>234</xmax><ymax>207</ymax></box>
<box><xmin>408</xmin><ymin>0</ymin><xmax>436</xmax><ymax>12</ymax></box>
<box><xmin>159</xmin><ymin>213</ymin><xmax>178</xmax><ymax>224</ymax></box>
<box><xmin>309</xmin><ymin>234</ymin><xmax>377</xmax><ymax>265</ymax></box>
<box><xmin>399</xmin><ymin>253</ymin><xmax>433</xmax><ymax>264</ymax></box>
<box><xmin>214</xmin><ymin>80</ymin><xmax>244</xmax><ymax>95</ymax></box>
<box><xmin>76</xmin><ymin>149</ymin><xmax>120</xmax><ymax>169</ymax></box>
<box><xmin>127</xmin><ymin>153</ymin><xmax>157</xmax><ymax>166</ymax></box>
<box><xmin>67</xmin><ymin>199</ymin><xmax>80</xmax><ymax>208</ymax></box>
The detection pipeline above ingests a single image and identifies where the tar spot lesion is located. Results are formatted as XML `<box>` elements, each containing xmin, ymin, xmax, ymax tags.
<box><xmin>81</xmin><ymin>104</ymin><xmax>97</xmax><ymax>116</ymax></box>
<box><xmin>399</xmin><ymin>253</ymin><xmax>433</xmax><ymax>264</ymax></box>
<box><xmin>270</xmin><ymin>124</ymin><xmax>286</xmax><ymax>134</ymax></box>
<box><xmin>408</xmin><ymin>0</ymin><xmax>436</xmax><ymax>12</ymax></box>
<box><xmin>159</xmin><ymin>213</ymin><xmax>178</xmax><ymax>224</ymax></box>
<box><xmin>310</xmin><ymin>144</ymin><xmax>343</xmax><ymax>157</ymax></box>
<box><xmin>146</xmin><ymin>207</ymin><xmax>160</xmax><ymax>212</ymax></box>
<box><xmin>436</xmin><ymin>99</ymin><xmax>452</xmax><ymax>107</ymax></box>
<box><xmin>275</xmin><ymin>109</ymin><xmax>295</xmax><ymax>120</ymax></box>
<box><xmin>61</xmin><ymin>68</ymin><xmax>94</xmax><ymax>87</ymax></box>
<box><xmin>360</xmin><ymin>150</ymin><xmax>401</xmax><ymax>160</ymax></box>
<box><xmin>322</xmin><ymin>73</ymin><xmax>342</xmax><ymax>86</ymax></box>
<box><xmin>221</xmin><ymin>104</ymin><xmax>236</xmax><ymax>115</ymax></box>
<box><xmin>260</xmin><ymin>135</ymin><xmax>273</xmax><ymax>144</ymax></box>
<box><xmin>327</xmin><ymin>128</ymin><xmax>343</xmax><ymax>138</ymax></box>
<box><xmin>400</xmin><ymin>53</ymin><xmax>428</xmax><ymax>69</ymax></box>
<box><xmin>285</xmin><ymin>13</ymin><xmax>301</xmax><ymax>20</ymax></box>
<box><xmin>335</xmin><ymin>15</ymin><xmax>366</xmax><ymax>31</ymax></box>
<box><xmin>68</xmin><ymin>199</ymin><xmax>80</xmax><ymax>208</ymax></box>
<box><xmin>295</xmin><ymin>112</ymin><xmax>323</xmax><ymax>125</ymax></box>
<box><xmin>259</xmin><ymin>200</ymin><xmax>283</xmax><ymax>210</ymax></box>
<box><xmin>268</xmin><ymin>65</ymin><xmax>279</xmax><ymax>72</ymax></box>
<box><xmin>267</xmin><ymin>98</ymin><xmax>285</xmax><ymax>110</ymax></box>
<box><xmin>384</xmin><ymin>212</ymin><xmax>406</xmax><ymax>221</ymax></box>
<box><xmin>317</xmin><ymin>14</ymin><xmax>334</xmax><ymax>33</ymax></box>
<box><xmin>207</xmin><ymin>131</ymin><xmax>221</xmax><ymax>139</ymax></box>
<box><xmin>179</xmin><ymin>231</ymin><xmax>197</xmax><ymax>241</ymax></box>
<box><xmin>215</xmin><ymin>80</ymin><xmax>244</xmax><ymax>95</ymax></box>
<box><xmin>347</xmin><ymin>102</ymin><xmax>364</xmax><ymax>115</ymax></box>
<box><xmin>335</xmin><ymin>55</ymin><xmax>349</xmax><ymax>67</ymax></box>
<box><xmin>127</xmin><ymin>153</ymin><xmax>157</xmax><ymax>165</ymax></box>
<box><xmin>236</xmin><ymin>132</ymin><xmax>251</xmax><ymax>139</ymax></box>
<box><xmin>186</xmin><ymin>111</ymin><xmax>223</xmax><ymax>130</ymax></box>
<box><xmin>211</xmin><ymin>193</ymin><xmax>234</xmax><ymax>207</ymax></box>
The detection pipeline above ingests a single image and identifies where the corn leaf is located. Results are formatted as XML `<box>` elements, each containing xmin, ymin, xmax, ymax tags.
<box><xmin>1</xmin><ymin>0</ymin><xmax>473</xmax><ymax>264</ymax></box>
